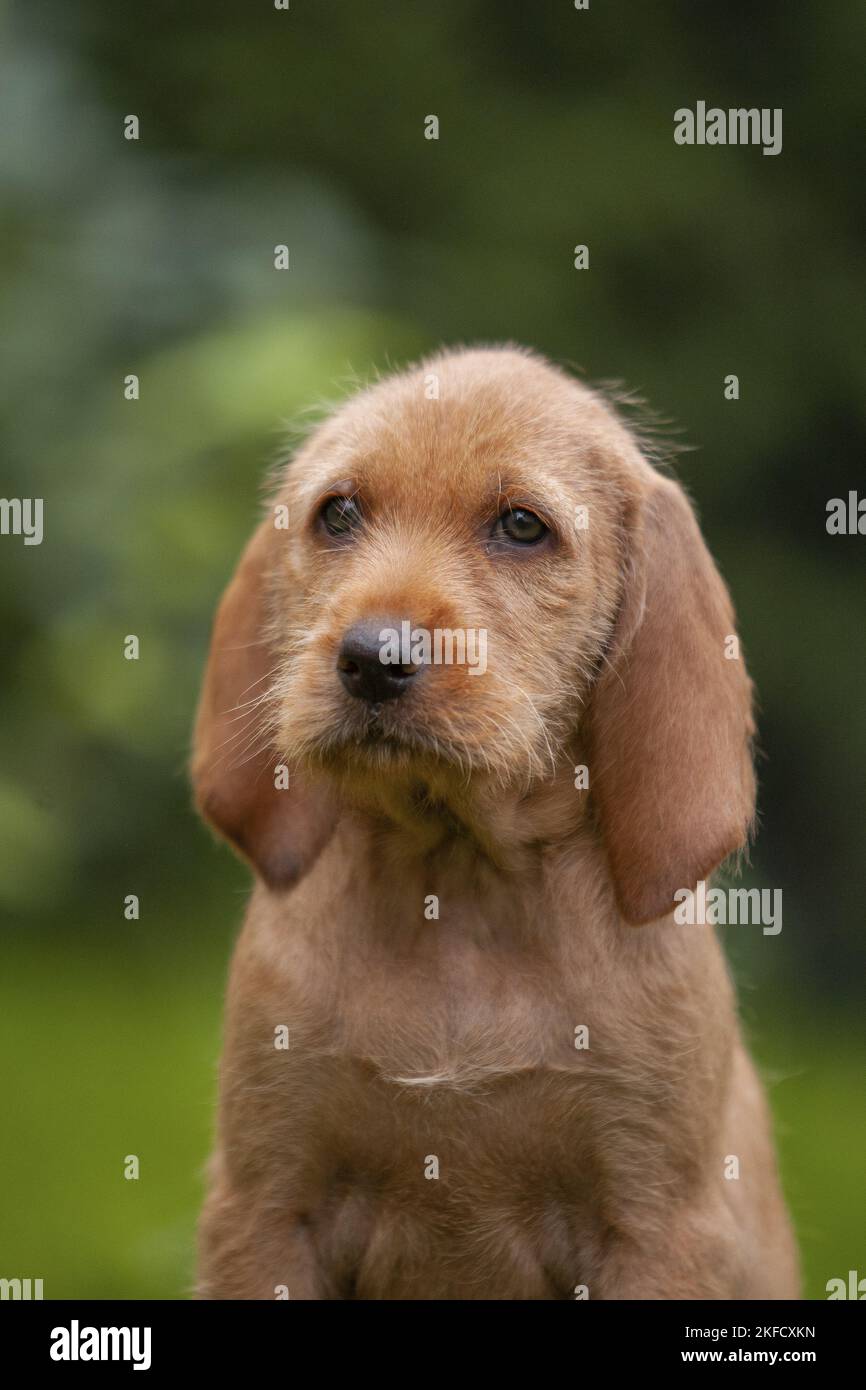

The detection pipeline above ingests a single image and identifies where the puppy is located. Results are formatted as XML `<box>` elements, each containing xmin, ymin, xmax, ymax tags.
<box><xmin>192</xmin><ymin>346</ymin><xmax>799</xmax><ymax>1299</ymax></box>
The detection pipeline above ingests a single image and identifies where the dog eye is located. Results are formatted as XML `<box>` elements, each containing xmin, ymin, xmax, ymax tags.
<box><xmin>496</xmin><ymin>506</ymin><xmax>548</xmax><ymax>545</ymax></box>
<box><xmin>320</xmin><ymin>495</ymin><xmax>362</xmax><ymax>537</ymax></box>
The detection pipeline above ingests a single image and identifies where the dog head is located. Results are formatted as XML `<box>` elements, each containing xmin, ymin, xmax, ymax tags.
<box><xmin>192</xmin><ymin>347</ymin><xmax>755</xmax><ymax>923</ymax></box>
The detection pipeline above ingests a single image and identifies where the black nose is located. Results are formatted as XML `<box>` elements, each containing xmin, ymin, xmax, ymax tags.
<box><xmin>337</xmin><ymin>621</ymin><xmax>418</xmax><ymax>704</ymax></box>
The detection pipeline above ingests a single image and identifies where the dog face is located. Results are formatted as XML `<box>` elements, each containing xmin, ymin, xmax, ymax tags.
<box><xmin>192</xmin><ymin>347</ymin><xmax>755</xmax><ymax>924</ymax></box>
<box><xmin>269</xmin><ymin>350</ymin><xmax>626</xmax><ymax>790</ymax></box>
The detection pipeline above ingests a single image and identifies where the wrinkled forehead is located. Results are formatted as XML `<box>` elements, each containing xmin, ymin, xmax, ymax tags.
<box><xmin>286</xmin><ymin>358</ymin><xmax>628</xmax><ymax>523</ymax></box>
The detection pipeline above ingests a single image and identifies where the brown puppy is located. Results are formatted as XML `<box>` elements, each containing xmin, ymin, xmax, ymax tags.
<box><xmin>192</xmin><ymin>346</ymin><xmax>799</xmax><ymax>1299</ymax></box>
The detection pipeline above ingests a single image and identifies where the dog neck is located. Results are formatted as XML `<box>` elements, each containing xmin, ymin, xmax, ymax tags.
<box><xmin>321</xmin><ymin>735</ymin><xmax>591</xmax><ymax>874</ymax></box>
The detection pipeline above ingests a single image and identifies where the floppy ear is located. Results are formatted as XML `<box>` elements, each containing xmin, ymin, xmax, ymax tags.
<box><xmin>589</xmin><ymin>476</ymin><xmax>756</xmax><ymax>925</ymax></box>
<box><xmin>191</xmin><ymin>519</ymin><xmax>335</xmax><ymax>888</ymax></box>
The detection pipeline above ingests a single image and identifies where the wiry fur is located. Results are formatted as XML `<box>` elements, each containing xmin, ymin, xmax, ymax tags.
<box><xmin>191</xmin><ymin>347</ymin><xmax>799</xmax><ymax>1299</ymax></box>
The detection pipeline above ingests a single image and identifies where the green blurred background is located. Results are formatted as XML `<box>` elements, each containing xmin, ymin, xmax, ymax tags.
<box><xmin>1</xmin><ymin>0</ymin><xmax>864</xmax><ymax>1299</ymax></box>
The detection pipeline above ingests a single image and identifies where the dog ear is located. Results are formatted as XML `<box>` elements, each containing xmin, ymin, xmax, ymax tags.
<box><xmin>588</xmin><ymin>476</ymin><xmax>756</xmax><ymax>925</ymax></box>
<box><xmin>191</xmin><ymin>518</ymin><xmax>335</xmax><ymax>888</ymax></box>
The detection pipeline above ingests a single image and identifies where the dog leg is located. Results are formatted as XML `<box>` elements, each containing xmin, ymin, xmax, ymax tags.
<box><xmin>592</xmin><ymin>1202</ymin><xmax>743</xmax><ymax>1300</ymax></box>
<box><xmin>196</xmin><ymin>1184</ymin><xmax>326</xmax><ymax>1300</ymax></box>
